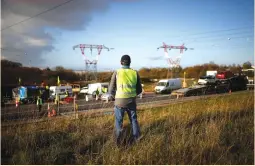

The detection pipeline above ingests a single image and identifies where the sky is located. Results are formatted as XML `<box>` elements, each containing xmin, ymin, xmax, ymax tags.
<box><xmin>1</xmin><ymin>0</ymin><xmax>254</xmax><ymax>71</ymax></box>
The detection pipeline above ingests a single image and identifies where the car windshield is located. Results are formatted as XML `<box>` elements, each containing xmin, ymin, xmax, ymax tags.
<box><xmin>199</xmin><ymin>76</ymin><xmax>207</xmax><ymax>79</ymax></box>
<box><xmin>157</xmin><ymin>82</ymin><xmax>167</xmax><ymax>86</ymax></box>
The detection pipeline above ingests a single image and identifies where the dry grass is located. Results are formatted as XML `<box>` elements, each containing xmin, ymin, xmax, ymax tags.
<box><xmin>1</xmin><ymin>91</ymin><xmax>254</xmax><ymax>165</ymax></box>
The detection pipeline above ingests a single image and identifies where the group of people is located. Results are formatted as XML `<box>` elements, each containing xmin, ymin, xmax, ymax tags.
<box><xmin>37</xmin><ymin>89</ymin><xmax>70</xmax><ymax>112</ymax></box>
<box><xmin>95</xmin><ymin>86</ymin><xmax>108</xmax><ymax>100</ymax></box>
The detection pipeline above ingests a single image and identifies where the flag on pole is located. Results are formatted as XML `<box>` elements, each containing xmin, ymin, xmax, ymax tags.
<box><xmin>57</xmin><ymin>76</ymin><xmax>60</xmax><ymax>86</ymax></box>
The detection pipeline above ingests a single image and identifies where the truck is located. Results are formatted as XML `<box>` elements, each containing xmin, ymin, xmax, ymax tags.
<box><xmin>199</xmin><ymin>70</ymin><xmax>236</xmax><ymax>85</ymax></box>
<box><xmin>227</xmin><ymin>75</ymin><xmax>248</xmax><ymax>91</ymax></box>
<box><xmin>87</xmin><ymin>82</ymin><xmax>109</xmax><ymax>98</ymax></box>
<box><xmin>171</xmin><ymin>75</ymin><xmax>248</xmax><ymax>98</ymax></box>
<box><xmin>12</xmin><ymin>86</ymin><xmax>49</xmax><ymax>104</ymax></box>
<box><xmin>49</xmin><ymin>86</ymin><xmax>73</xmax><ymax>100</ymax></box>
<box><xmin>206</xmin><ymin>71</ymin><xmax>217</xmax><ymax>77</ymax></box>
<box><xmin>216</xmin><ymin>71</ymin><xmax>234</xmax><ymax>80</ymax></box>
<box><xmin>154</xmin><ymin>78</ymin><xmax>182</xmax><ymax>94</ymax></box>
<box><xmin>171</xmin><ymin>84</ymin><xmax>219</xmax><ymax>97</ymax></box>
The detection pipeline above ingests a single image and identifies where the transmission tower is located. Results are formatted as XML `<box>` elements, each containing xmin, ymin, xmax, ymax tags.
<box><xmin>73</xmin><ymin>44</ymin><xmax>114</xmax><ymax>81</ymax></box>
<box><xmin>157</xmin><ymin>42</ymin><xmax>194</xmax><ymax>78</ymax></box>
<box><xmin>166</xmin><ymin>56</ymin><xmax>181</xmax><ymax>78</ymax></box>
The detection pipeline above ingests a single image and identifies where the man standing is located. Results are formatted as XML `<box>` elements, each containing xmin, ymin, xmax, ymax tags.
<box><xmin>109</xmin><ymin>55</ymin><xmax>143</xmax><ymax>146</ymax></box>
<box><xmin>37</xmin><ymin>96</ymin><xmax>43</xmax><ymax>112</ymax></box>
<box><xmin>95</xmin><ymin>88</ymin><xmax>100</xmax><ymax>100</ymax></box>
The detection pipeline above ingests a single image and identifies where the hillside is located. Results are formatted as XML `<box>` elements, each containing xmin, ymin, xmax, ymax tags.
<box><xmin>1</xmin><ymin>91</ymin><xmax>254</xmax><ymax>164</ymax></box>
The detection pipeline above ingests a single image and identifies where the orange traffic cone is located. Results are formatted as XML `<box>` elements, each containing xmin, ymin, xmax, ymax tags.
<box><xmin>15</xmin><ymin>100</ymin><xmax>18</xmax><ymax>108</ymax></box>
<box><xmin>52</xmin><ymin>109</ymin><xmax>56</xmax><ymax>116</ymax></box>
<box><xmin>48</xmin><ymin>111</ymin><xmax>51</xmax><ymax>117</ymax></box>
<box><xmin>47</xmin><ymin>103</ymin><xmax>51</xmax><ymax>117</ymax></box>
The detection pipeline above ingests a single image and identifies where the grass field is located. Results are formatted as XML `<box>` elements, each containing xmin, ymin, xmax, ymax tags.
<box><xmin>1</xmin><ymin>91</ymin><xmax>254</xmax><ymax>164</ymax></box>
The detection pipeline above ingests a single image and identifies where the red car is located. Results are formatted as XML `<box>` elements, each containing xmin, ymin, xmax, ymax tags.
<box><xmin>216</xmin><ymin>71</ymin><xmax>234</xmax><ymax>79</ymax></box>
<box><xmin>64</xmin><ymin>97</ymin><xmax>74</xmax><ymax>103</ymax></box>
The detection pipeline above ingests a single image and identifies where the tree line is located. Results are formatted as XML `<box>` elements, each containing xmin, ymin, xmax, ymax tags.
<box><xmin>1</xmin><ymin>59</ymin><xmax>253</xmax><ymax>86</ymax></box>
<box><xmin>139</xmin><ymin>61</ymin><xmax>253</xmax><ymax>80</ymax></box>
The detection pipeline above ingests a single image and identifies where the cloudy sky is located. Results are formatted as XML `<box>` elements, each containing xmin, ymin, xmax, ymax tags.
<box><xmin>1</xmin><ymin>0</ymin><xmax>254</xmax><ymax>71</ymax></box>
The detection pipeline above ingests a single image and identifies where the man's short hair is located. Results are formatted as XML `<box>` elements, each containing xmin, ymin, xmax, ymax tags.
<box><xmin>121</xmin><ymin>55</ymin><xmax>131</xmax><ymax>65</ymax></box>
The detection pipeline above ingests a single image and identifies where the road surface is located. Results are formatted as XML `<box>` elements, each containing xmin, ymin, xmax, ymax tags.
<box><xmin>2</xmin><ymin>90</ymin><xmax>251</xmax><ymax>123</ymax></box>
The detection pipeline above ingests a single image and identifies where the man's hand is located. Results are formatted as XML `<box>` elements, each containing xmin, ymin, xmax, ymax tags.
<box><xmin>109</xmin><ymin>95</ymin><xmax>115</xmax><ymax>101</ymax></box>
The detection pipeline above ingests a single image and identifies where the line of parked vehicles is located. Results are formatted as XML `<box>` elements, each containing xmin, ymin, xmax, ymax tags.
<box><xmin>1</xmin><ymin>70</ymin><xmax>254</xmax><ymax>106</ymax></box>
<box><xmin>1</xmin><ymin>81</ymin><xmax>132</xmax><ymax>105</ymax></box>
<box><xmin>156</xmin><ymin>70</ymin><xmax>253</xmax><ymax>97</ymax></box>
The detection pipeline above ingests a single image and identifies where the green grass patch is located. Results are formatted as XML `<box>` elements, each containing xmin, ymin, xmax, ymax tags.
<box><xmin>1</xmin><ymin>92</ymin><xmax>254</xmax><ymax>164</ymax></box>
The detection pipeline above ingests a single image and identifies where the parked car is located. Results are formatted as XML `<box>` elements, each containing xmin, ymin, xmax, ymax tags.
<box><xmin>80</xmin><ymin>87</ymin><xmax>88</xmax><ymax>94</ymax></box>
<box><xmin>198</xmin><ymin>75</ymin><xmax>216</xmax><ymax>85</ymax></box>
<box><xmin>63</xmin><ymin>96</ymin><xmax>75</xmax><ymax>103</ymax></box>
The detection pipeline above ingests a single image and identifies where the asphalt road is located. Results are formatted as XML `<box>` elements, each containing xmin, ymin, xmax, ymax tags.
<box><xmin>1</xmin><ymin>92</ymin><xmax>160</xmax><ymax>112</ymax></box>
<box><xmin>1</xmin><ymin>90</ymin><xmax>252</xmax><ymax>122</ymax></box>
<box><xmin>1</xmin><ymin>92</ymin><xmax>170</xmax><ymax>121</ymax></box>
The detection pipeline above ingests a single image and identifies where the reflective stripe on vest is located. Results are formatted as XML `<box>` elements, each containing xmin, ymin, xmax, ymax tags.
<box><xmin>37</xmin><ymin>98</ymin><xmax>42</xmax><ymax>105</ymax></box>
<box><xmin>115</xmin><ymin>68</ymin><xmax>137</xmax><ymax>98</ymax></box>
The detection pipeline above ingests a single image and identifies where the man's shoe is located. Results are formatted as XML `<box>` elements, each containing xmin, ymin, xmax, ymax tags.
<box><xmin>135</xmin><ymin>135</ymin><xmax>144</xmax><ymax>143</ymax></box>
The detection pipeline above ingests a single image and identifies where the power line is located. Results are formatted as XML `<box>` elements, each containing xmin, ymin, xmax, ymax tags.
<box><xmin>182</xmin><ymin>30</ymin><xmax>253</xmax><ymax>41</ymax></box>
<box><xmin>167</xmin><ymin>26</ymin><xmax>254</xmax><ymax>39</ymax></box>
<box><xmin>192</xmin><ymin>36</ymin><xmax>252</xmax><ymax>45</ymax></box>
<box><xmin>186</xmin><ymin>26</ymin><xmax>253</xmax><ymax>36</ymax></box>
<box><xmin>183</xmin><ymin>34</ymin><xmax>254</xmax><ymax>44</ymax></box>
<box><xmin>1</xmin><ymin>0</ymin><xmax>76</xmax><ymax>31</ymax></box>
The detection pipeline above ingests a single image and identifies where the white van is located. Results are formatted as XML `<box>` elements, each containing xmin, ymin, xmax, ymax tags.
<box><xmin>154</xmin><ymin>79</ymin><xmax>182</xmax><ymax>94</ymax></box>
<box><xmin>87</xmin><ymin>82</ymin><xmax>109</xmax><ymax>97</ymax></box>
<box><xmin>49</xmin><ymin>86</ymin><xmax>73</xmax><ymax>99</ymax></box>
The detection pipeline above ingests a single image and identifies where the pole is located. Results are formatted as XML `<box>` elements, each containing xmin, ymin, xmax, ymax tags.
<box><xmin>183</xmin><ymin>72</ymin><xmax>187</xmax><ymax>88</ymax></box>
<box><xmin>167</xmin><ymin>68</ymin><xmax>169</xmax><ymax>79</ymax></box>
<box><xmin>74</xmin><ymin>95</ymin><xmax>77</xmax><ymax>119</ymax></box>
<box><xmin>184</xmin><ymin>72</ymin><xmax>186</xmax><ymax>82</ymax></box>
<box><xmin>57</xmin><ymin>94</ymin><xmax>60</xmax><ymax>115</ymax></box>
<box><xmin>47</xmin><ymin>102</ymin><xmax>50</xmax><ymax>117</ymax></box>
<box><xmin>18</xmin><ymin>102</ymin><xmax>20</xmax><ymax>120</ymax></box>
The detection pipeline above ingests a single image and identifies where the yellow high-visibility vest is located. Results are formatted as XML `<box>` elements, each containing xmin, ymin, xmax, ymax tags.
<box><xmin>115</xmin><ymin>68</ymin><xmax>137</xmax><ymax>98</ymax></box>
<box><xmin>55</xmin><ymin>95</ymin><xmax>59</xmax><ymax>104</ymax></box>
<box><xmin>37</xmin><ymin>97</ymin><xmax>42</xmax><ymax>105</ymax></box>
